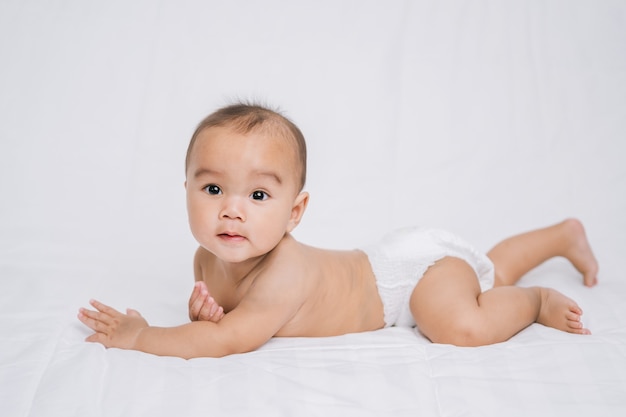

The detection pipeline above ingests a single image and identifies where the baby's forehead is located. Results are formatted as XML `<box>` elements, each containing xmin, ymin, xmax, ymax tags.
<box><xmin>187</xmin><ymin>116</ymin><xmax>305</xmax><ymax>191</ymax></box>
<box><xmin>192</xmin><ymin>126</ymin><xmax>297</xmax><ymax>173</ymax></box>
<box><xmin>193</xmin><ymin>125</ymin><xmax>301</xmax><ymax>185</ymax></box>
<box><xmin>199</xmin><ymin>124</ymin><xmax>298</xmax><ymax>154</ymax></box>
<box><xmin>198</xmin><ymin>126</ymin><xmax>286</xmax><ymax>146</ymax></box>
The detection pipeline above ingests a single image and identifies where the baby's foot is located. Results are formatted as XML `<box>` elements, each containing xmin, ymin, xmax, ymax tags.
<box><xmin>561</xmin><ymin>218</ymin><xmax>599</xmax><ymax>287</ymax></box>
<box><xmin>536</xmin><ymin>287</ymin><xmax>590</xmax><ymax>335</ymax></box>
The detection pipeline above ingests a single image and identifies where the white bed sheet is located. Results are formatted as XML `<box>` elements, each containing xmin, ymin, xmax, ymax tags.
<box><xmin>2</xmin><ymin>1</ymin><xmax>626</xmax><ymax>416</ymax></box>
<box><xmin>3</xmin><ymin>252</ymin><xmax>626</xmax><ymax>416</ymax></box>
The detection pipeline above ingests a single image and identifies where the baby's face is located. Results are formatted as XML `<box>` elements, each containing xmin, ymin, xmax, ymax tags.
<box><xmin>185</xmin><ymin>126</ymin><xmax>305</xmax><ymax>263</ymax></box>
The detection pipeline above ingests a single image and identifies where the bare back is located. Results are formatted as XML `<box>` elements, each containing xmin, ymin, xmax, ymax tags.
<box><xmin>194</xmin><ymin>234</ymin><xmax>385</xmax><ymax>338</ymax></box>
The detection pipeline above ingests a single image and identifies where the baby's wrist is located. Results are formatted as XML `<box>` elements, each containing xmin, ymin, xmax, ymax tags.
<box><xmin>131</xmin><ymin>326</ymin><xmax>150</xmax><ymax>351</ymax></box>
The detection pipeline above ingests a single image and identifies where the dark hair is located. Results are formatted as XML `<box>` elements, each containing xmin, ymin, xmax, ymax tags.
<box><xmin>185</xmin><ymin>102</ymin><xmax>307</xmax><ymax>191</ymax></box>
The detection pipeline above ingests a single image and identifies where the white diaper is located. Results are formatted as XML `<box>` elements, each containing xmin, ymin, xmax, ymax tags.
<box><xmin>361</xmin><ymin>227</ymin><xmax>495</xmax><ymax>327</ymax></box>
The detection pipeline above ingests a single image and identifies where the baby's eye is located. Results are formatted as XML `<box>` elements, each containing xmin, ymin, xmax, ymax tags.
<box><xmin>251</xmin><ymin>190</ymin><xmax>269</xmax><ymax>201</ymax></box>
<box><xmin>204</xmin><ymin>184</ymin><xmax>222</xmax><ymax>195</ymax></box>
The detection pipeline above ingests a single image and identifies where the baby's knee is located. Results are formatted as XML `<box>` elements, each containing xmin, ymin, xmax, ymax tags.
<box><xmin>425</xmin><ymin>317</ymin><xmax>491</xmax><ymax>347</ymax></box>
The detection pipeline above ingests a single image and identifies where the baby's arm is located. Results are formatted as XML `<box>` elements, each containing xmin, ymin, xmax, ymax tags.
<box><xmin>78</xmin><ymin>268</ymin><xmax>307</xmax><ymax>358</ymax></box>
<box><xmin>188</xmin><ymin>281</ymin><xmax>224</xmax><ymax>322</ymax></box>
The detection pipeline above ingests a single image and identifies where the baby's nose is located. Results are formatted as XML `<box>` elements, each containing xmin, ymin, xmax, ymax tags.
<box><xmin>219</xmin><ymin>196</ymin><xmax>245</xmax><ymax>221</ymax></box>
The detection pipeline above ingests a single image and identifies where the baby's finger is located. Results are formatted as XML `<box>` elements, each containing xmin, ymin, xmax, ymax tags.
<box><xmin>188</xmin><ymin>282</ymin><xmax>202</xmax><ymax>306</ymax></box>
<box><xmin>189</xmin><ymin>293</ymin><xmax>208</xmax><ymax>321</ymax></box>
<box><xmin>198</xmin><ymin>298</ymin><xmax>216</xmax><ymax>321</ymax></box>
<box><xmin>203</xmin><ymin>302</ymin><xmax>225</xmax><ymax>322</ymax></box>
<box><xmin>208</xmin><ymin>298</ymin><xmax>219</xmax><ymax>317</ymax></box>
<box><xmin>77</xmin><ymin>309</ymin><xmax>96</xmax><ymax>329</ymax></box>
<box><xmin>85</xmin><ymin>331</ymin><xmax>109</xmax><ymax>345</ymax></box>
<box><xmin>79</xmin><ymin>307</ymin><xmax>114</xmax><ymax>325</ymax></box>
<box><xmin>78</xmin><ymin>309</ymin><xmax>110</xmax><ymax>333</ymax></box>
<box><xmin>89</xmin><ymin>299</ymin><xmax>120</xmax><ymax>317</ymax></box>
<box><xmin>209</xmin><ymin>300</ymin><xmax>220</xmax><ymax>317</ymax></box>
<box><xmin>189</xmin><ymin>302</ymin><xmax>200</xmax><ymax>321</ymax></box>
<box><xmin>214</xmin><ymin>306</ymin><xmax>224</xmax><ymax>321</ymax></box>
<box><xmin>196</xmin><ymin>281</ymin><xmax>208</xmax><ymax>292</ymax></box>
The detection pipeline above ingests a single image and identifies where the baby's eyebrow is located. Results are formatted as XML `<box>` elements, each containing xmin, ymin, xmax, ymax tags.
<box><xmin>252</xmin><ymin>170</ymin><xmax>282</xmax><ymax>185</ymax></box>
<box><xmin>193</xmin><ymin>168</ymin><xmax>219</xmax><ymax>179</ymax></box>
<box><xmin>193</xmin><ymin>167</ymin><xmax>282</xmax><ymax>185</ymax></box>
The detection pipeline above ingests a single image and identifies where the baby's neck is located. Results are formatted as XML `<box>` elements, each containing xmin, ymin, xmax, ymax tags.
<box><xmin>214</xmin><ymin>253</ymin><xmax>269</xmax><ymax>286</ymax></box>
<box><xmin>213</xmin><ymin>233</ymin><xmax>297</xmax><ymax>285</ymax></box>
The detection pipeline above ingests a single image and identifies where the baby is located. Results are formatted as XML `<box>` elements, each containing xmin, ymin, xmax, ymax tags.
<box><xmin>78</xmin><ymin>103</ymin><xmax>599</xmax><ymax>359</ymax></box>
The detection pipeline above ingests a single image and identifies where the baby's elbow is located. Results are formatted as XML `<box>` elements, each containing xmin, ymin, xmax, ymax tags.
<box><xmin>188</xmin><ymin>323</ymin><xmax>263</xmax><ymax>358</ymax></box>
<box><xmin>199</xmin><ymin>341</ymin><xmax>255</xmax><ymax>358</ymax></box>
<box><xmin>217</xmin><ymin>333</ymin><xmax>266</xmax><ymax>358</ymax></box>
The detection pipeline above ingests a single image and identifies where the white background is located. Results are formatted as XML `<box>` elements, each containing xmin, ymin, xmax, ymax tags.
<box><xmin>0</xmin><ymin>0</ymin><xmax>624</xmax><ymax>322</ymax></box>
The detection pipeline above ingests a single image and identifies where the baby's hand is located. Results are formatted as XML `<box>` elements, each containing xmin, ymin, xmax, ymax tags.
<box><xmin>78</xmin><ymin>299</ymin><xmax>148</xmax><ymax>350</ymax></box>
<box><xmin>188</xmin><ymin>281</ymin><xmax>225</xmax><ymax>322</ymax></box>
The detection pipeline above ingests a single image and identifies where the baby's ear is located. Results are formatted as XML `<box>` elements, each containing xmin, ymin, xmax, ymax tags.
<box><xmin>287</xmin><ymin>191</ymin><xmax>309</xmax><ymax>232</ymax></box>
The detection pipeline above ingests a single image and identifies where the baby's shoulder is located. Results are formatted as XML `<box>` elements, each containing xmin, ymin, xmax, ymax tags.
<box><xmin>266</xmin><ymin>235</ymin><xmax>354</xmax><ymax>275</ymax></box>
<box><xmin>263</xmin><ymin>234</ymin><xmax>311</xmax><ymax>269</ymax></box>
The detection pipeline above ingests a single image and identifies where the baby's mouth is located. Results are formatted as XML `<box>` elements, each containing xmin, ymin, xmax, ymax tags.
<box><xmin>218</xmin><ymin>232</ymin><xmax>246</xmax><ymax>242</ymax></box>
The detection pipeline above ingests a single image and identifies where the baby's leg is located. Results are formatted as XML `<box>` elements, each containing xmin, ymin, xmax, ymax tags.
<box><xmin>409</xmin><ymin>257</ymin><xmax>589</xmax><ymax>347</ymax></box>
<box><xmin>487</xmin><ymin>218</ymin><xmax>598</xmax><ymax>287</ymax></box>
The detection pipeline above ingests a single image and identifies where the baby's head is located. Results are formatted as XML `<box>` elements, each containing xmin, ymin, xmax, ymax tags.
<box><xmin>185</xmin><ymin>102</ymin><xmax>307</xmax><ymax>192</ymax></box>
<box><xmin>185</xmin><ymin>103</ymin><xmax>309</xmax><ymax>260</ymax></box>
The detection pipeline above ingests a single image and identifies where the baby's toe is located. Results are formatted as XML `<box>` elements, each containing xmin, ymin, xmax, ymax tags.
<box><xmin>565</xmin><ymin>297</ymin><xmax>582</xmax><ymax>314</ymax></box>
<box><xmin>570</xmin><ymin>326</ymin><xmax>591</xmax><ymax>335</ymax></box>
<box><xmin>565</xmin><ymin>310</ymin><xmax>581</xmax><ymax>323</ymax></box>
<box><xmin>566</xmin><ymin>318</ymin><xmax>583</xmax><ymax>330</ymax></box>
